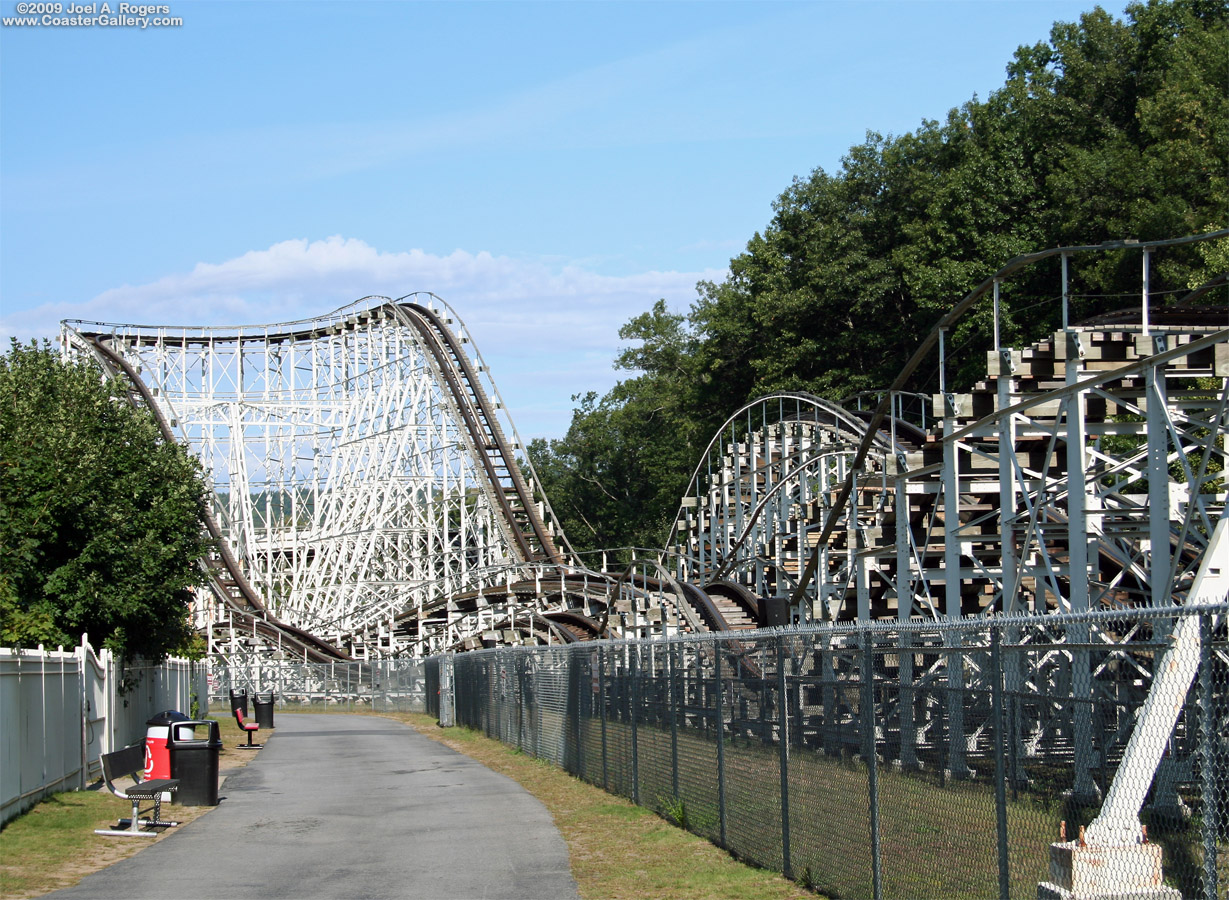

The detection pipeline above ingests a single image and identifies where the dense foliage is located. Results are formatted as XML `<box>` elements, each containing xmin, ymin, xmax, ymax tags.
<box><xmin>534</xmin><ymin>0</ymin><xmax>1229</xmax><ymax>555</ymax></box>
<box><xmin>0</xmin><ymin>341</ymin><xmax>212</xmax><ymax>660</ymax></box>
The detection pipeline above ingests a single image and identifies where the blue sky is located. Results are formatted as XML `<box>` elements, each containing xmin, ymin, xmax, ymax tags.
<box><xmin>1</xmin><ymin>0</ymin><xmax>1112</xmax><ymax>439</ymax></box>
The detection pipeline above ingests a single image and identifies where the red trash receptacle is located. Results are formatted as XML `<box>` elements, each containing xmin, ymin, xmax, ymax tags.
<box><xmin>144</xmin><ymin>710</ymin><xmax>191</xmax><ymax>780</ymax></box>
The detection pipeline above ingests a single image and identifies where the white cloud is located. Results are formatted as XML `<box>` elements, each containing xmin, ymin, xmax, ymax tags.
<box><xmin>1</xmin><ymin>236</ymin><xmax>725</xmax><ymax>439</ymax></box>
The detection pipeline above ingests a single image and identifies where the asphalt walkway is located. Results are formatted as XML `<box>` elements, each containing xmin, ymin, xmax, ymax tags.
<box><xmin>50</xmin><ymin>713</ymin><xmax>579</xmax><ymax>900</ymax></box>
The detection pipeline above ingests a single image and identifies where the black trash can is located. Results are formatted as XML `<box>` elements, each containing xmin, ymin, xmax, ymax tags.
<box><xmin>254</xmin><ymin>692</ymin><xmax>275</xmax><ymax>730</ymax></box>
<box><xmin>229</xmin><ymin>688</ymin><xmax>248</xmax><ymax>717</ymax></box>
<box><xmin>168</xmin><ymin>719</ymin><xmax>222</xmax><ymax>806</ymax></box>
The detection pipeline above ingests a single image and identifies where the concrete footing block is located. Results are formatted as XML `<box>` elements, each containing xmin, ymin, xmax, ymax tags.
<box><xmin>1037</xmin><ymin>841</ymin><xmax>1181</xmax><ymax>899</ymax></box>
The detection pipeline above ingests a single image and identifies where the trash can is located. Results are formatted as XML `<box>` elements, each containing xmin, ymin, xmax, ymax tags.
<box><xmin>168</xmin><ymin>719</ymin><xmax>222</xmax><ymax>806</ymax></box>
<box><xmin>254</xmin><ymin>692</ymin><xmax>275</xmax><ymax>730</ymax></box>
<box><xmin>229</xmin><ymin>688</ymin><xmax>248</xmax><ymax>717</ymax></box>
<box><xmin>144</xmin><ymin>710</ymin><xmax>191</xmax><ymax>781</ymax></box>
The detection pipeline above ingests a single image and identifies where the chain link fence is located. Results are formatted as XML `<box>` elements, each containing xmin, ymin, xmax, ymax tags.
<box><xmin>445</xmin><ymin>604</ymin><xmax>1229</xmax><ymax>899</ymax></box>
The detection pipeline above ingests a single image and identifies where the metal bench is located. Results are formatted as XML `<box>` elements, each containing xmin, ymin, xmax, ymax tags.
<box><xmin>94</xmin><ymin>743</ymin><xmax>180</xmax><ymax>837</ymax></box>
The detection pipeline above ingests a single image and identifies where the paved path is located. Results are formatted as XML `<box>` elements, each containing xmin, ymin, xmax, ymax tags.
<box><xmin>51</xmin><ymin>714</ymin><xmax>579</xmax><ymax>900</ymax></box>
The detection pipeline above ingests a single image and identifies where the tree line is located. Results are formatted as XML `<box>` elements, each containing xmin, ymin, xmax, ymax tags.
<box><xmin>530</xmin><ymin>0</ymin><xmax>1229</xmax><ymax>557</ymax></box>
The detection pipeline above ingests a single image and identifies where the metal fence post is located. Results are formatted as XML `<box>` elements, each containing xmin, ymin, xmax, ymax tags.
<box><xmin>438</xmin><ymin>653</ymin><xmax>454</xmax><ymax>728</ymax></box>
<box><xmin>777</xmin><ymin>637</ymin><xmax>792</xmax><ymax>879</ymax></box>
<box><xmin>669</xmin><ymin>641</ymin><xmax>679</xmax><ymax>802</ymax></box>
<box><xmin>939</xmin><ymin>645</ymin><xmax>949</xmax><ymax>788</ymax></box>
<box><xmin>1200</xmin><ymin>612</ymin><xmax>1219</xmax><ymax>900</ymax></box>
<box><xmin>494</xmin><ymin>654</ymin><xmax>501</xmax><ymax>741</ymax></box>
<box><xmin>991</xmin><ymin>625</ymin><xmax>1010</xmax><ymax>899</ymax></box>
<box><xmin>715</xmin><ymin>641</ymin><xmax>727</xmax><ymax>847</ymax></box>
<box><xmin>1007</xmin><ymin>623</ymin><xmax>1020</xmax><ymax>802</ymax></box>
<box><xmin>863</xmin><ymin>631</ymin><xmax>883</xmax><ymax>900</ymax></box>
<box><xmin>631</xmin><ymin>644</ymin><xmax>640</xmax><ymax>806</ymax></box>
<box><xmin>822</xmin><ymin>630</ymin><xmax>839</xmax><ymax>755</ymax></box>
<box><xmin>580</xmin><ymin>650</ymin><xmax>587</xmax><ymax>781</ymax></box>
<box><xmin>600</xmin><ymin>646</ymin><xmax>609</xmax><ymax>792</ymax></box>
<box><xmin>517</xmin><ymin>652</ymin><xmax>525</xmax><ymax>752</ymax></box>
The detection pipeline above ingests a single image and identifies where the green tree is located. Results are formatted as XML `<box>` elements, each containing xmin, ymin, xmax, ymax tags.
<box><xmin>0</xmin><ymin>341</ymin><xmax>212</xmax><ymax>660</ymax></box>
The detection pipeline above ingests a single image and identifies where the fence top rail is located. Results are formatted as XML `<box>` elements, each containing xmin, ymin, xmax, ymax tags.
<box><xmin>0</xmin><ymin>647</ymin><xmax>80</xmax><ymax>661</ymax></box>
<box><xmin>438</xmin><ymin>600</ymin><xmax>1229</xmax><ymax>661</ymax></box>
<box><xmin>121</xmin><ymin>659</ymin><xmax>194</xmax><ymax>672</ymax></box>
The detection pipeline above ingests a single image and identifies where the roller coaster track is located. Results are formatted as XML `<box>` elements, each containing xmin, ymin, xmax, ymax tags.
<box><xmin>401</xmin><ymin>561</ymin><xmax>761</xmax><ymax>651</ymax></box>
<box><xmin>390</xmin><ymin>303</ymin><xmax>563</xmax><ymax>567</ymax></box>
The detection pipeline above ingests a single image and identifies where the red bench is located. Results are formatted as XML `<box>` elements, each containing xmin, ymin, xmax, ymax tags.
<box><xmin>232</xmin><ymin>706</ymin><xmax>262</xmax><ymax>749</ymax></box>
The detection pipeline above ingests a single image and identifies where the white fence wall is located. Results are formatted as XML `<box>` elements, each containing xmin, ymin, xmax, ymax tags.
<box><xmin>0</xmin><ymin>636</ymin><xmax>204</xmax><ymax>825</ymax></box>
